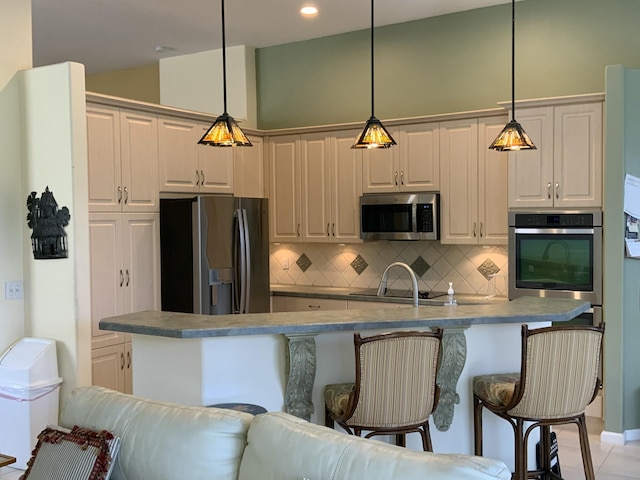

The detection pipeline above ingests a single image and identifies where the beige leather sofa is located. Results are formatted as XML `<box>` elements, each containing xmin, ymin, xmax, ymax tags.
<box><xmin>60</xmin><ymin>386</ymin><xmax>511</xmax><ymax>480</ymax></box>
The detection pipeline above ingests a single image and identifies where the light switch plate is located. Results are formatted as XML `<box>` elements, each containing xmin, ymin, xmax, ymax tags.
<box><xmin>5</xmin><ymin>281</ymin><xmax>23</xmax><ymax>300</ymax></box>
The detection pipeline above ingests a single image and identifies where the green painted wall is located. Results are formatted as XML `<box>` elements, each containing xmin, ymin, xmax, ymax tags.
<box><xmin>256</xmin><ymin>0</ymin><xmax>640</xmax><ymax>129</ymax></box>
<box><xmin>604</xmin><ymin>66</ymin><xmax>640</xmax><ymax>434</ymax></box>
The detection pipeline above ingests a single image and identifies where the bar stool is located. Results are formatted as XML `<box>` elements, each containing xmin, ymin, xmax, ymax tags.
<box><xmin>324</xmin><ymin>329</ymin><xmax>443</xmax><ymax>451</ymax></box>
<box><xmin>472</xmin><ymin>323</ymin><xmax>605</xmax><ymax>480</ymax></box>
<box><xmin>209</xmin><ymin>403</ymin><xmax>267</xmax><ymax>415</ymax></box>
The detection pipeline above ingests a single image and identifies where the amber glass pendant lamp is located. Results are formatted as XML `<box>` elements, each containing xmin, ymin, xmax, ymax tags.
<box><xmin>352</xmin><ymin>0</ymin><xmax>396</xmax><ymax>149</ymax></box>
<box><xmin>489</xmin><ymin>0</ymin><xmax>536</xmax><ymax>151</ymax></box>
<box><xmin>199</xmin><ymin>0</ymin><xmax>252</xmax><ymax>147</ymax></box>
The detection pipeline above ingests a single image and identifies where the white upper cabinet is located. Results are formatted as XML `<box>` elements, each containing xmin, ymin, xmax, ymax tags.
<box><xmin>234</xmin><ymin>135</ymin><xmax>266</xmax><ymax>198</ymax></box>
<box><xmin>158</xmin><ymin>116</ymin><xmax>233</xmax><ymax>194</ymax></box>
<box><xmin>269</xmin><ymin>135</ymin><xmax>301</xmax><ymax>242</ymax></box>
<box><xmin>362</xmin><ymin>122</ymin><xmax>439</xmax><ymax>193</ymax></box>
<box><xmin>87</xmin><ymin>104</ymin><xmax>159</xmax><ymax>212</ymax></box>
<box><xmin>508</xmin><ymin>101</ymin><xmax>602</xmax><ymax>209</ymax></box>
<box><xmin>440</xmin><ymin>115</ymin><xmax>508</xmax><ymax>245</ymax></box>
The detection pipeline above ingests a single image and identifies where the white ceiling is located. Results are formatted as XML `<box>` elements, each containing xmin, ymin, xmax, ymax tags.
<box><xmin>32</xmin><ymin>0</ymin><xmax>511</xmax><ymax>75</ymax></box>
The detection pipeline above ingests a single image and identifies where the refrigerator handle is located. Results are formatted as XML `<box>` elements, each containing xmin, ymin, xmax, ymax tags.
<box><xmin>235</xmin><ymin>208</ymin><xmax>248</xmax><ymax>314</ymax></box>
<box><xmin>233</xmin><ymin>210</ymin><xmax>242</xmax><ymax>313</ymax></box>
<box><xmin>241</xmin><ymin>209</ymin><xmax>251</xmax><ymax>314</ymax></box>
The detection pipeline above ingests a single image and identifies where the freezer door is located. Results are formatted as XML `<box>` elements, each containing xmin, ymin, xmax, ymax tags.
<box><xmin>238</xmin><ymin>198</ymin><xmax>270</xmax><ymax>313</ymax></box>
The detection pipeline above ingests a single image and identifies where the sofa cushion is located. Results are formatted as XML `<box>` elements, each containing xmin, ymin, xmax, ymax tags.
<box><xmin>59</xmin><ymin>386</ymin><xmax>252</xmax><ymax>480</ymax></box>
<box><xmin>239</xmin><ymin>412</ymin><xmax>511</xmax><ymax>480</ymax></box>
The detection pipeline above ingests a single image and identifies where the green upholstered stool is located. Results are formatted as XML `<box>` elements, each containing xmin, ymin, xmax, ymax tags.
<box><xmin>209</xmin><ymin>403</ymin><xmax>267</xmax><ymax>415</ymax></box>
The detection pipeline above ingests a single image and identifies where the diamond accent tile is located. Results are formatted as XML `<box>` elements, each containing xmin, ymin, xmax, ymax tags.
<box><xmin>350</xmin><ymin>254</ymin><xmax>369</xmax><ymax>275</ymax></box>
<box><xmin>296</xmin><ymin>253</ymin><xmax>312</xmax><ymax>273</ymax></box>
<box><xmin>477</xmin><ymin>258</ymin><xmax>500</xmax><ymax>280</ymax></box>
<box><xmin>410</xmin><ymin>255</ymin><xmax>430</xmax><ymax>277</ymax></box>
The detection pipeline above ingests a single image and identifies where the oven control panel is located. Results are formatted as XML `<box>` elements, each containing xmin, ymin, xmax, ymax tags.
<box><xmin>510</xmin><ymin>212</ymin><xmax>602</xmax><ymax>228</ymax></box>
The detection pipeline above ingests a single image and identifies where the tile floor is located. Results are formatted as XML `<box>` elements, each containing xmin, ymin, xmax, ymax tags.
<box><xmin>0</xmin><ymin>417</ymin><xmax>638</xmax><ymax>479</ymax></box>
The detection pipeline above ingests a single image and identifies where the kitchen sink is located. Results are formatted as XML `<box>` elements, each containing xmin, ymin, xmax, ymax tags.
<box><xmin>349</xmin><ymin>288</ymin><xmax>448</xmax><ymax>300</ymax></box>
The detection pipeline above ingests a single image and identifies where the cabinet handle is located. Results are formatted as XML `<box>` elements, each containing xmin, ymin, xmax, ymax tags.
<box><xmin>117</xmin><ymin>186</ymin><xmax>122</xmax><ymax>204</ymax></box>
<box><xmin>473</xmin><ymin>222</ymin><xmax>477</xmax><ymax>237</ymax></box>
<box><xmin>547</xmin><ymin>182</ymin><xmax>552</xmax><ymax>199</ymax></box>
<box><xmin>555</xmin><ymin>182</ymin><xmax>560</xmax><ymax>199</ymax></box>
<box><xmin>123</xmin><ymin>186</ymin><xmax>129</xmax><ymax>204</ymax></box>
<box><xmin>394</xmin><ymin>171</ymin><xmax>398</xmax><ymax>186</ymax></box>
<box><xmin>308</xmin><ymin>305</ymin><xmax>321</xmax><ymax>309</ymax></box>
<box><xmin>125</xmin><ymin>269</ymin><xmax>130</xmax><ymax>287</ymax></box>
<box><xmin>126</xmin><ymin>350</ymin><xmax>131</xmax><ymax>369</ymax></box>
<box><xmin>120</xmin><ymin>352</ymin><xmax>125</xmax><ymax>370</ymax></box>
<box><xmin>400</xmin><ymin>171</ymin><xmax>405</xmax><ymax>186</ymax></box>
<box><xmin>327</xmin><ymin>223</ymin><xmax>330</xmax><ymax>236</ymax></box>
<box><xmin>297</xmin><ymin>223</ymin><xmax>301</xmax><ymax>237</ymax></box>
<box><xmin>480</xmin><ymin>222</ymin><xmax>484</xmax><ymax>237</ymax></box>
<box><xmin>196</xmin><ymin>170</ymin><xmax>200</xmax><ymax>185</ymax></box>
<box><xmin>200</xmin><ymin>170</ymin><xmax>205</xmax><ymax>186</ymax></box>
<box><xmin>119</xmin><ymin>269</ymin><xmax>124</xmax><ymax>287</ymax></box>
<box><xmin>332</xmin><ymin>223</ymin><xmax>335</xmax><ymax>236</ymax></box>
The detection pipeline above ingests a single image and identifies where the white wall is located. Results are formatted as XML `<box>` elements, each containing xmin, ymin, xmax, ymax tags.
<box><xmin>159</xmin><ymin>45</ymin><xmax>257</xmax><ymax>128</ymax></box>
<box><xmin>20</xmin><ymin>62</ymin><xmax>92</xmax><ymax>399</ymax></box>
<box><xmin>0</xmin><ymin>0</ymin><xmax>32</xmax><ymax>352</ymax></box>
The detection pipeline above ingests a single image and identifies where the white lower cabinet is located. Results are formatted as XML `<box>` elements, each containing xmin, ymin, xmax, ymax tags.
<box><xmin>271</xmin><ymin>295</ymin><xmax>404</xmax><ymax>312</ymax></box>
<box><xmin>91</xmin><ymin>342</ymin><xmax>132</xmax><ymax>394</ymax></box>
<box><xmin>89</xmin><ymin>212</ymin><xmax>160</xmax><ymax>393</ymax></box>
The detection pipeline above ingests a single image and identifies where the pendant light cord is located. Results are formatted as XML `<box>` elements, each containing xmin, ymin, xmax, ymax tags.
<box><xmin>510</xmin><ymin>0</ymin><xmax>515</xmax><ymax>121</ymax></box>
<box><xmin>221</xmin><ymin>0</ymin><xmax>228</xmax><ymax>114</ymax></box>
<box><xmin>370</xmin><ymin>0</ymin><xmax>375</xmax><ymax>118</ymax></box>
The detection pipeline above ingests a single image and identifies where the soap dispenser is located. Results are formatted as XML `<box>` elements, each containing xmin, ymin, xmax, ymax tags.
<box><xmin>445</xmin><ymin>282</ymin><xmax>457</xmax><ymax>306</ymax></box>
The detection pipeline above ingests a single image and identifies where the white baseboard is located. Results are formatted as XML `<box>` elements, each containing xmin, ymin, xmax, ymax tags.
<box><xmin>601</xmin><ymin>428</ymin><xmax>640</xmax><ymax>445</ymax></box>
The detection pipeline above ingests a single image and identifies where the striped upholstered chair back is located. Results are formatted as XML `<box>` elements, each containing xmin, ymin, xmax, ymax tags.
<box><xmin>348</xmin><ymin>330</ymin><xmax>442</xmax><ymax>428</ymax></box>
<box><xmin>508</xmin><ymin>324</ymin><xmax>604</xmax><ymax>420</ymax></box>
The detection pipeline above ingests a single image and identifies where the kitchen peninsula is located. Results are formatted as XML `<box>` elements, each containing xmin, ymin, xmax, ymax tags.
<box><xmin>100</xmin><ymin>297</ymin><xmax>589</xmax><ymax>461</ymax></box>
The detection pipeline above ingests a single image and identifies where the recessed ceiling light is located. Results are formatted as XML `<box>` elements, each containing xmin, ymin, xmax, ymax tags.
<box><xmin>300</xmin><ymin>6</ymin><xmax>318</xmax><ymax>17</ymax></box>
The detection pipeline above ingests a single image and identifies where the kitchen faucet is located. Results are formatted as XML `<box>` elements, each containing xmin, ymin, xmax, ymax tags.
<box><xmin>376</xmin><ymin>262</ymin><xmax>420</xmax><ymax>307</ymax></box>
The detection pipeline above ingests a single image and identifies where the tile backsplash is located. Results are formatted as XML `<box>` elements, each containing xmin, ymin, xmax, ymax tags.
<box><xmin>270</xmin><ymin>241</ymin><xmax>508</xmax><ymax>296</ymax></box>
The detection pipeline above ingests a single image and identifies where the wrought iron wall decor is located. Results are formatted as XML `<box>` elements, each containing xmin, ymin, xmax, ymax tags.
<box><xmin>26</xmin><ymin>186</ymin><xmax>71</xmax><ymax>259</ymax></box>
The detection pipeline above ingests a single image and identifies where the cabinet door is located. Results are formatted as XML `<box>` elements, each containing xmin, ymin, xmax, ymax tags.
<box><xmin>478</xmin><ymin>117</ymin><xmax>508</xmax><ymax>245</ymax></box>
<box><xmin>301</xmin><ymin>133</ymin><xmax>332</xmax><ymax>242</ymax></box>
<box><xmin>120</xmin><ymin>109</ymin><xmax>159</xmax><ymax>212</ymax></box>
<box><xmin>234</xmin><ymin>135</ymin><xmax>265</xmax><ymax>198</ymax></box>
<box><xmin>269</xmin><ymin>135</ymin><xmax>301</xmax><ymax>242</ymax></box>
<box><xmin>89</xmin><ymin>213</ymin><xmax>125</xmax><ymax>350</ymax></box>
<box><xmin>121</xmin><ymin>213</ymin><xmax>161</xmax><ymax>316</ymax></box>
<box><xmin>508</xmin><ymin>107</ymin><xmax>554</xmax><ymax>208</ymax></box>
<box><xmin>553</xmin><ymin>103</ymin><xmax>602</xmax><ymax>207</ymax></box>
<box><xmin>331</xmin><ymin>130</ymin><xmax>363</xmax><ymax>242</ymax></box>
<box><xmin>92</xmin><ymin>344</ymin><xmax>125</xmax><ymax>393</ymax></box>
<box><xmin>157</xmin><ymin>116</ymin><xmax>200</xmax><ymax>193</ymax></box>
<box><xmin>124</xmin><ymin>342</ymin><xmax>133</xmax><ymax>395</ymax></box>
<box><xmin>399</xmin><ymin>123</ymin><xmax>440</xmax><ymax>192</ymax></box>
<box><xmin>197</xmin><ymin>122</ymin><xmax>234</xmax><ymax>194</ymax></box>
<box><xmin>362</xmin><ymin>132</ymin><xmax>400</xmax><ymax>193</ymax></box>
<box><xmin>440</xmin><ymin>119</ymin><xmax>479</xmax><ymax>244</ymax></box>
<box><xmin>87</xmin><ymin>104</ymin><xmax>122</xmax><ymax>212</ymax></box>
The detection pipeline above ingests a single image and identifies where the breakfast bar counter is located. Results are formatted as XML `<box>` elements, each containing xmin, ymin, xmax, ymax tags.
<box><xmin>100</xmin><ymin>297</ymin><xmax>589</xmax><ymax>464</ymax></box>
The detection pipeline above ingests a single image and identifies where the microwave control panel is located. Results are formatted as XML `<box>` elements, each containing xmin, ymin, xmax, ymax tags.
<box><xmin>416</xmin><ymin>204</ymin><xmax>434</xmax><ymax>232</ymax></box>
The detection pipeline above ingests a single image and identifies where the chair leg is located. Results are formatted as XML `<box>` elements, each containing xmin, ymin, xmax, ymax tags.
<box><xmin>423</xmin><ymin>421</ymin><xmax>433</xmax><ymax>452</ymax></box>
<box><xmin>576</xmin><ymin>415</ymin><xmax>596</xmax><ymax>480</ymax></box>
<box><xmin>540</xmin><ymin>425</ymin><xmax>552</xmax><ymax>478</ymax></box>
<box><xmin>473</xmin><ymin>394</ymin><xmax>484</xmax><ymax>456</ymax></box>
<box><xmin>514</xmin><ymin>419</ymin><xmax>526</xmax><ymax>480</ymax></box>
<box><xmin>395</xmin><ymin>434</ymin><xmax>406</xmax><ymax>448</ymax></box>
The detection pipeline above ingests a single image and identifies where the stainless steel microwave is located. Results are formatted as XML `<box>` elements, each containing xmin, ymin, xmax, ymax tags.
<box><xmin>360</xmin><ymin>193</ymin><xmax>440</xmax><ymax>241</ymax></box>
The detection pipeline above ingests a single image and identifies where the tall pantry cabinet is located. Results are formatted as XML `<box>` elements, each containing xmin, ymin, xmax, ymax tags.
<box><xmin>87</xmin><ymin>103</ymin><xmax>161</xmax><ymax>394</ymax></box>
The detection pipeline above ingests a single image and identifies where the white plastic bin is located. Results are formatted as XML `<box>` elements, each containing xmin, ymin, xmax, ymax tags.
<box><xmin>0</xmin><ymin>338</ymin><xmax>63</xmax><ymax>469</ymax></box>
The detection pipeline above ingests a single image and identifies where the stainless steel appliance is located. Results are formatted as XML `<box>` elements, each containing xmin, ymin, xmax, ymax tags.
<box><xmin>508</xmin><ymin>210</ymin><xmax>602</xmax><ymax>325</ymax></box>
<box><xmin>360</xmin><ymin>193</ymin><xmax>440</xmax><ymax>241</ymax></box>
<box><xmin>160</xmin><ymin>196</ymin><xmax>270</xmax><ymax>315</ymax></box>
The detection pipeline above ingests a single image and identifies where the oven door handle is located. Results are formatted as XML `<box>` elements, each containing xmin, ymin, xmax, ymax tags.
<box><xmin>513</xmin><ymin>228</ymin><xmax>595</xmax><ymax>235</ymax></box>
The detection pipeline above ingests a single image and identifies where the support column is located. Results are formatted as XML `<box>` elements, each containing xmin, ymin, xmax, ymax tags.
<box><xmin>284</xmin><ymin>334</ymin><xmax>316</xmax><ymax>421</ymax></box>
<box><xmin>433</xmin><ymin>327</ymin><xmax>468</xmax><ymax>431</ymax></box>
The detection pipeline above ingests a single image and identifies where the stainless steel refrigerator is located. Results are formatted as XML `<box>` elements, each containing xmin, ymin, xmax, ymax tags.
<box><xmin>160</xmin><ymin>196</ymin><xmax>270</xmax><ymax>315</ymax></box>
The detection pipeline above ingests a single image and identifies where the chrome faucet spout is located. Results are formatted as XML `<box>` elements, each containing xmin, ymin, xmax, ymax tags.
<box><xmin>377</xmin><ymin>261</ymin><xmax>420</xmax><ymax>307</ymax></box>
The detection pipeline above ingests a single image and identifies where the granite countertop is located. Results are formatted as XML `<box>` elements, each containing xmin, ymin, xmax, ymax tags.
<box><xmin>270</xmin><ymin>284</ymin><xmax>507</xmax><ymax>306</ymax></box>
<box><xmin>100</xmin><ymin>297</ymin><xmax>590</xmax><ymax>339</ymax></box>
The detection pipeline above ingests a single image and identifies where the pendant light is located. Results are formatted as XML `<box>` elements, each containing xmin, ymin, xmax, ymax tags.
<box><xmin>352</xmin><ymin>0</ymin><xmax>396</xmax><ymax>149</ymax></box>
<box><xmin>488</xmin><ymin>0</ymin><xmax>536</xmax><ymax>151</ymax></box>
<box><xmin>198</xmin><ymin>0</ymin><xmax>252</xmax><ymax>147</ymax></box>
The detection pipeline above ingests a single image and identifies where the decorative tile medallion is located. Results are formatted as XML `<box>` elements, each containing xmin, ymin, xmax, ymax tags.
<box><xmin>350</xmin><ymin>254</ymin><xmax>369</xmax><ymax>275</ymax></box>
<box><xmin>296</xmin><ymin>253</ymin><xmax>312</xmax><ymax>273</ymax></box>
<box><xmin>477</xmin><ymin>258</ymin><xmax>500</xmax><ymax>280</ymax></box>
<box><xmin>410</xmin><ymin>255</ymin><xmax>430</xmax><ymax>277</ymax></box>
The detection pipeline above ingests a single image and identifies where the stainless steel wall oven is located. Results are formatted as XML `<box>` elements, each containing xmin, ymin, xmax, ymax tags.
<box><xmin>508</xmin><ymin>211</ymin><xmax>603</xmax><ymax>325</ymax></box>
